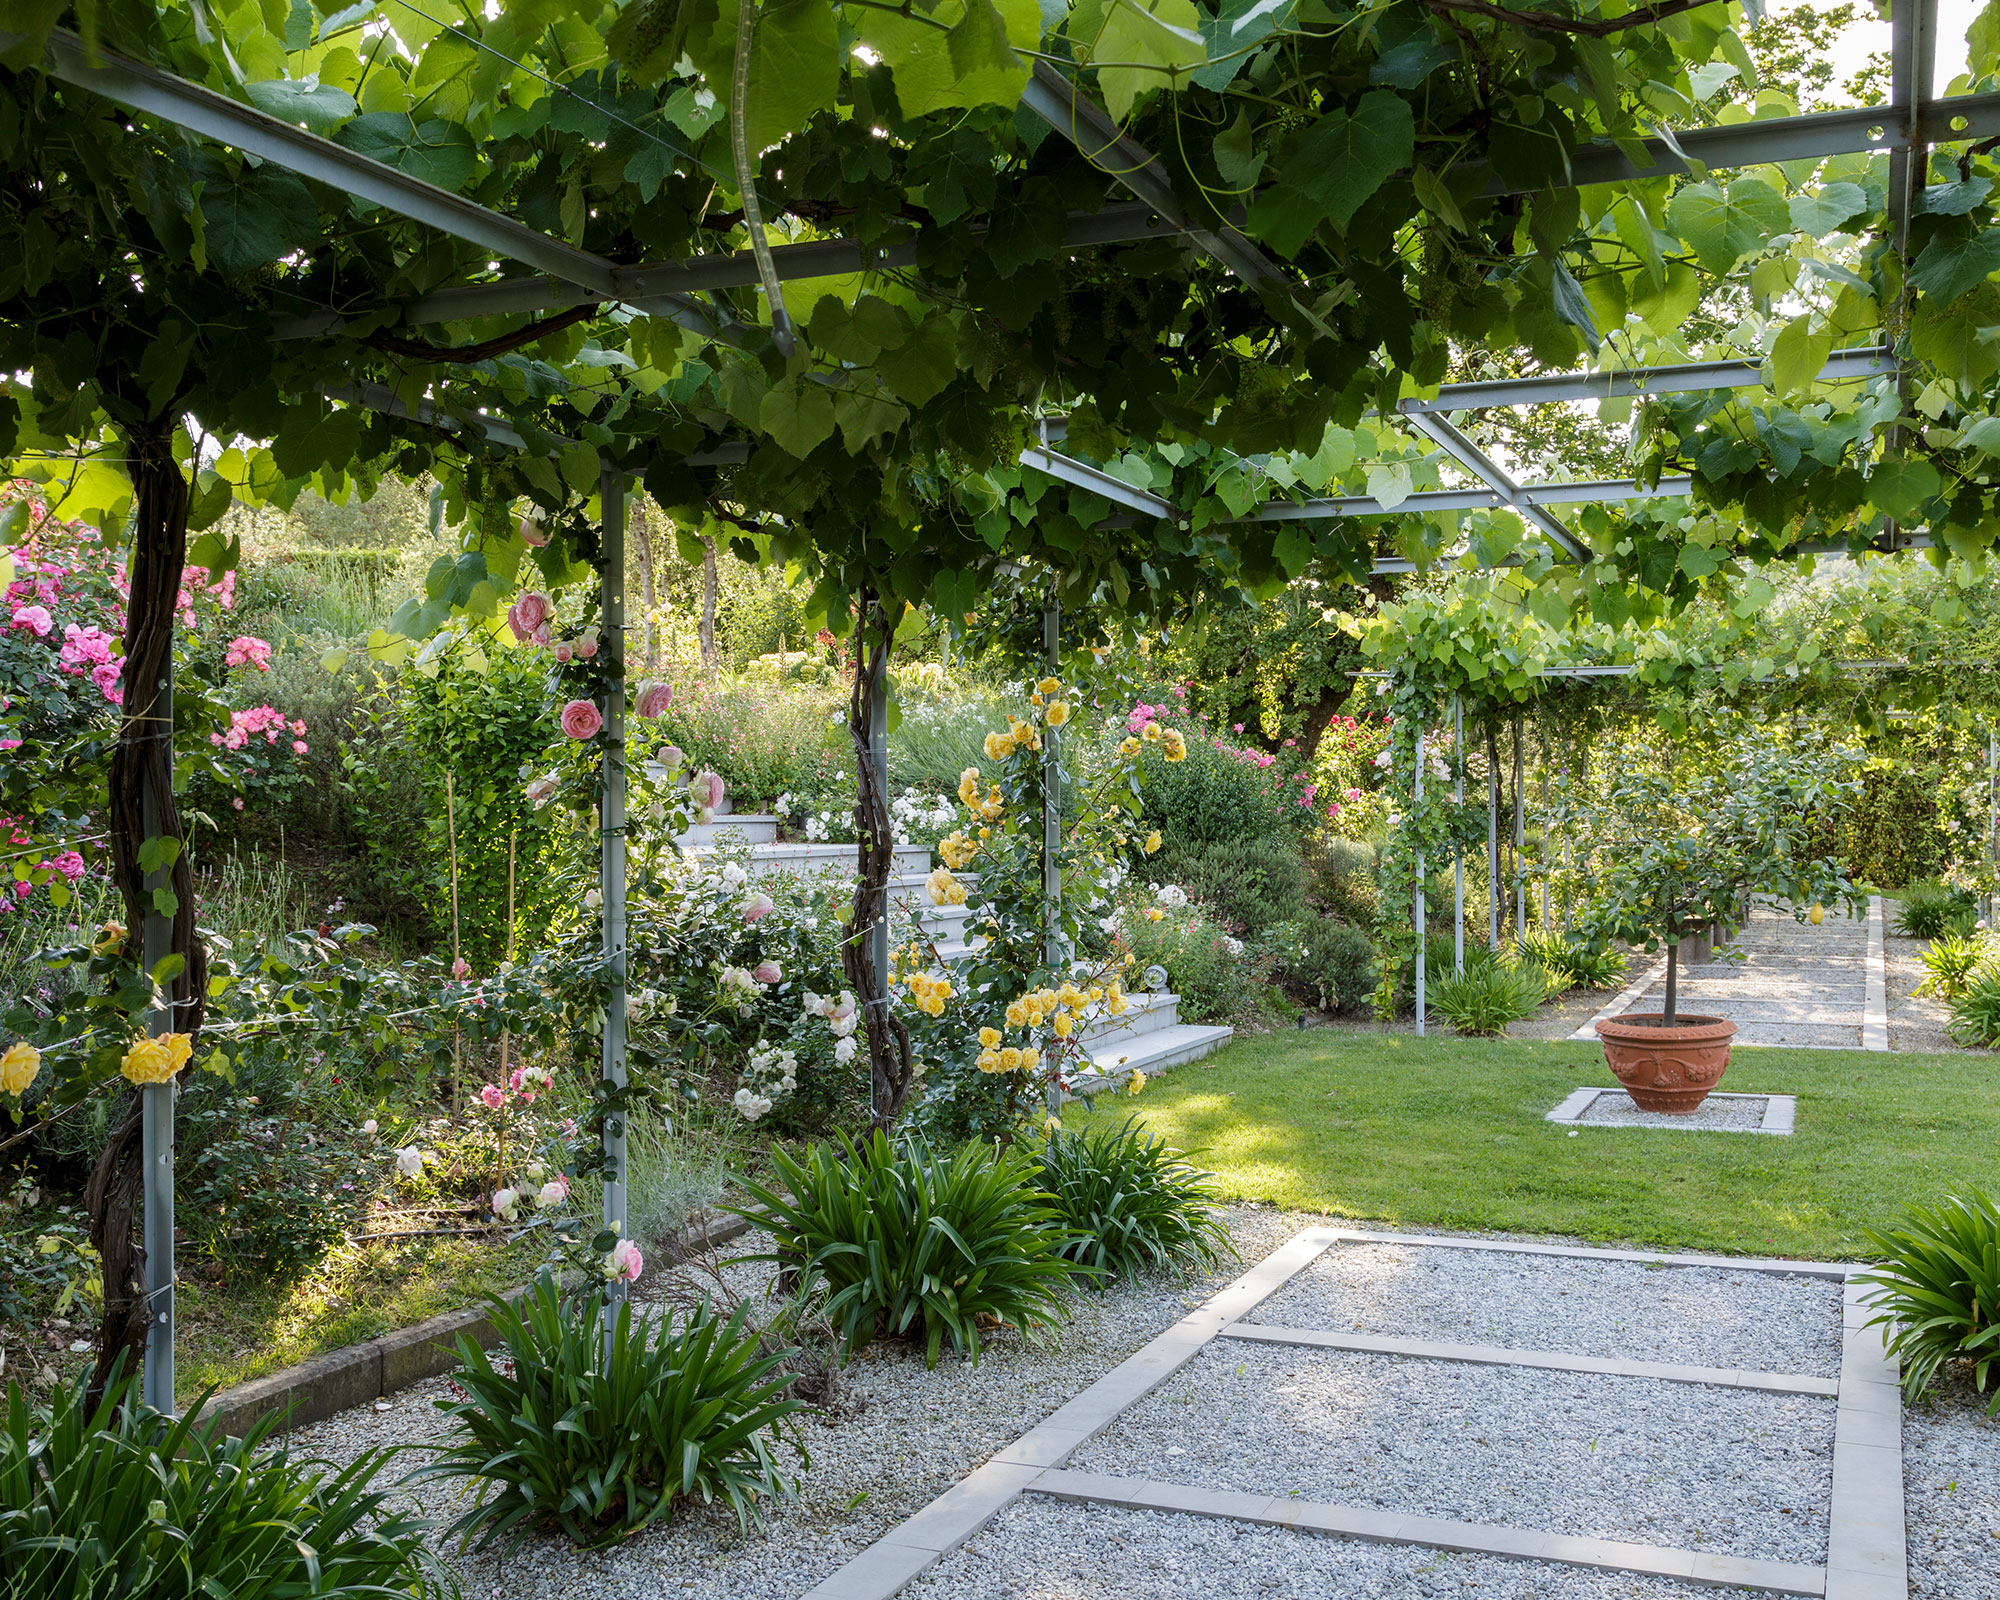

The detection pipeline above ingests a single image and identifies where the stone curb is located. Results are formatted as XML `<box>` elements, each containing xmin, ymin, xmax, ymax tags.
<box><xmin>190</xmin><ymin>1210</ymin><xmax>754</xmax><ymax>1439</ymax></box>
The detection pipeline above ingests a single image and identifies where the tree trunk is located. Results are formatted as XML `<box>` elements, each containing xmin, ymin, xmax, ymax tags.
<box><xmin>91</xmin><ymin>417</ymin><xmax>208</xmax><ymax>1405</ymax></box>
<box><xmin>631</xmin><ymin>498</ymin><xmax>658</xmax><ymax>666</ymax></box>
<box><xmin>1663</xmin><ymin>943</ymin><xmax>1679</xmax><ymax>1027</ymax></box>
<box><xmin>839</xmin><ymin>595</ymin><xmax>914</xmax><ymax>1130</ymax></box>
<box><xmin>698</xmin><ymin>535</ymin><xmax>719</xmax><ymax>670</ymax></box>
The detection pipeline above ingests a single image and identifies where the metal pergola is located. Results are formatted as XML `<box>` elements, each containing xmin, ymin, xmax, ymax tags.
<box><xmin>5</xmin><ymin>0</ymin><xmax>1970</xmax><ymax>1412</ymax></box>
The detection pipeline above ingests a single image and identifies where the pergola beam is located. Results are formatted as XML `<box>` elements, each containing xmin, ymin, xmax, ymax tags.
<box><xmin>1254</xmin><ymin>475</ymin><xmax>1693</xmax><ymax>521</ymax></box>
<box><xmin>1398</xmin><ymin>411</ymin><xmax>1590</xmax><ymax>561</ymax></box>
<box><xmin>1402</xmin><ymin>346</ymin><xmax>1895</xmax><ymax>412</ymax></box>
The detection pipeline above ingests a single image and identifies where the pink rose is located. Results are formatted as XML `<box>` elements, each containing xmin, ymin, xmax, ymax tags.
<box><xmin>518</xmin><ymin>515</ymin><xmax>549</xmax><ymax>548</ymax></box>
<box><xmin>231</xmin><ymin>797</ymin><xmax>245</xmax><ymax>811</ymax></box>
<box><xmin>452</xmin><ymin>956</ymin><xmax>471</xmax><ymax>980</ymax></box>
<box><xmin>224</xmin><ymin>635</ymin><xmax>272</xmax><ymax>671</ymax></box>
<box><xmin>525</xmin><ymin>775</ymin><xmax>559</xmax><ymax>807</ymax></box>
<box><xmin>695</xmin><ymin>770</ymin><xmax>725</xmax><ymax>810</ymax></box>
<box><xmin>506</xmin><ymin>591</ymin><xmax>552</xmax><ymax>643</ymax></box>
<box><xmin>635</xmin><ymin>681</ymin><xmax>672</xmax><ymax>719</ymax></box>
<box><xmin>554</xmin><ymin>643</ymin><xmax>573</xmax><ymax>663</ymax></box>
<box><xmin>608</xmin><ymin>1239</ymin><xmax>643</xmax><ymax>1283</ymax></box>
<box><xmin>479</xmin><ymin>1082</ymin><xmax>504</xmax><ymax>1109</ymax></box>
<box><xmin>578</xmin><ymin>637</ymin><xmax>598</xmax><ymax>659</ymax></box>
<box><xmin>559</xmin><ymin>699</ymin><xmax>603</xmax><ymax>740</ymax></box>
<box><xmin>292</xmin><ymin>740</ymin><xmax>308</xmax><ymax>754</ymax></box>
<box><xmin>92</xmin><ymin>661</ymin><xmax>123</xmax><ymax>704</ymax></box>
<box><xmin>753</xmin><ymin>959</ymin><xmax>782</xmax><ymax>984</ymax></box>
<box><xmin>656</xmin><ymin>744</ymin><xmax>684</xmax><ymax>770</ymax></box>
<box><xmin>10</xmin><ymin>605</ymin><xmax>53</xmax><ymax>637</ymax></box>
<box><xmin>741</xmin><ymin>893</ymin><xmax>774</xmax><ymax>925</ymax></box>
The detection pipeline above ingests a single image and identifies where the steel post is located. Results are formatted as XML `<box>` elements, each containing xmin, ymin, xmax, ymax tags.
<box><xmin>599</xmin><ymin>465</ymin><xmax>629</xmax><ymax>1345</ymax></box>
<box><xmin>1453</xmin><ymin>695</ymin><xmax>1464</xmax><ymax>975</ymax></box>
<box><xmin>1414</xmin><ymin>727</ymin><xmax>1426</xmax><ymax>1038</ymax></box>
<box><xmin>1042</xmin><ymin>594</ymin><xmax>1062</xmax><ymax>971</ymax></box>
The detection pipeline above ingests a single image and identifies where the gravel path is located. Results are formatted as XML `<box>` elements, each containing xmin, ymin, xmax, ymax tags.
<box><xmin>1071</xmin><ymin>1343</ymin><xmax>1834</xmax><ymax>1565</ymax></box>
<box><xmin>910</xmin><ymin>1499</ymin><xmax>1771</xmax><ymax>1599</ymax></box>
<box><xmin>279</xmin><ymin>1204</ymin><xmax>1304</xmax><ymax>1600</ymax></box>
<box><xmin>1253</xmin><ymin>1240</ymin><xmax>1844</xmax><ymax>1377</ymax></box>
<box><xmin>1575</xmin><ymin>1091</ymin><xmax>1769</xmax><ymax>1131</ymax></box>
<box><xmin>1886</xmin><ymin>934</ymin><xmax>1960</xmax><ymax>1055</ymax></box>
<box><xmin>1904</xmin><ymin>1373</ymin><xmax>2000</xmax><ymax>1600</ymax></box>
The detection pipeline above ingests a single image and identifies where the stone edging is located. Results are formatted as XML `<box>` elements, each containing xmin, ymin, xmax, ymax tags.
<box><xmin>191</xmin><ymin>1210</ymin><xmax>754</xmax><ymax>1439</ymax></box>
<box><xmin>1862</xmin><ymin>896</ymin><xmax>1889</xmax><ymax>1053</ymax></box>
<box><xmin>1545</xmin><ymin>1086</ymin><xmax>1798</xmax><ymax>1136</ymax></box>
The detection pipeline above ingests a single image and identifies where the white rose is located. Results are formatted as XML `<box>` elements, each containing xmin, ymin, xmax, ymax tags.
<box><xmin>583</xmin><ymin>888</ymin><xmax>604</xmax><ymax>910</ymax></box>
<box><xmin>834</xmin><ymin>1036</ymin><xmax>857</xmax><ymax>1064</ymax></box>
<box><xmin>721</xmin><ymin>862</ymin><xmax>748</xmax><ymax>887</ymax></box>
<box><xmin>396</xmin><ymin>1146</ymin><xmax>425</xmax><ymax>1177</ymax></box>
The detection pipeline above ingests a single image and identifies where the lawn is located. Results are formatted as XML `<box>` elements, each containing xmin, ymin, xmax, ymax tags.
<box><xmin>1083</xmin><ymin>1032</ymin><xmax>2000</xmax><ymax>1260</ymax></box>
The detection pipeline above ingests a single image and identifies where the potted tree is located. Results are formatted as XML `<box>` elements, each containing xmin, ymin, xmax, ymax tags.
<box><xmin>1551</xmin><ymin>728</ymin><xmax>1857</xmax><ymax>1112</ymax></box>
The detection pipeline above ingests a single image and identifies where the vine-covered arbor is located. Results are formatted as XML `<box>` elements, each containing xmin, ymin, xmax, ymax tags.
<box><xmin>6</xmin><ymin>0</ymin><xmax>2000</xmax><ymax>1408</ymax></box>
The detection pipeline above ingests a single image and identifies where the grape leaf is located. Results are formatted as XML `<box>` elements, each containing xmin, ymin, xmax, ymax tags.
<box><xmin>1664</xmin><ymin>177</ymin><xmax>1788</xmax><ymax>276</ymax></box>
<box><xmin>1094</xmin><ymin>0</ymin><xmax>1208</xmax><ymax>121</ymax></box>
<box><xmin>244</xmin><ymin>76</ymin><xmax>357</xmax><ymax>136</ymax></box>
<box><xmin>1283</xmin><ymin>90</ymin><xmax>1415</xmax><ymax>234</ymax></box>
<box><xmin>760</xmin><ymin>383</ymin><xmax>837</xmax><ymax>457</ymax></box>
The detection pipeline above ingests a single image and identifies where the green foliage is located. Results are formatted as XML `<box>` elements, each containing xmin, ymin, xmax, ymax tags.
<box><xmin>1860</xmin><ymin>1192</ymin><xmax>2000</xmax><ymax>1413</ymax></box>
<box><xmin>1916</xmin><ymin>931</ymin><xmax>1992</xmax><ymax>1001</ymax></box>
<box><xmin>1277</xmin><ymin>914</ymin><xmax>1377</xmax><ymax>1013</ymax></box>
<box><xmin>887</xmin><ymin>690</ymin><xmax>1013</xmax><ymax>793</ymax></box>
<box><xmin>735</xmin><ymin>1132</ymin><xmax>1088</xmax><ymax>1367</ymax></box>
<box><xmin>421</xmin><ymin>1276</ymin><xmax>806</xmax><ymax>1551</ymax></box>
<box><xmin>1895</xmin><ymin>882</ymin><xmax>1981</xmax><ymax>940</ymax></box>
<box><xmin>1035</xmin><ymin>1119</ymin><xmax>1235</xmax><ymax>1282</ymax></box>
<box><xmin>1946</xmin><ymin>964</ymin><xmax>2000</xmax><ymax>1048</ymax></box>
<box><xmin>1426</xmin><ymin>959</ymin><xmax>1554</xmax><ymax>1036</ymax></box>
<box><xmin>1155</xmin><ymin>831</ymin><xmax>1308</xmax><ymax>934</ymax></box>
<box><xmin>647</xmin><ymin>676</ymin><xmax>847</xmax><ymax>807</ymax></box>
<box><xmin>1839</xmin><ymin>763</ymin><xmax>1956</xmax><ymax>891</ymax></box>
<box><xmin>1306</xmin><ymin>836</ymin><xmax>1380</xmax><ymax>927</ymax></box>
<box><xmin>1521</xmin><ymin>927</ymin><xmax>1629</xmax><ymax>991</ymax></box>
<box><xmin>0</xmin><ymin>1363</ymin><xmax>443</xmax><ymax>1598</ymax></box>
<box><xmin>1137</xmin><ymin>732</ymin><xmax>1307</xmax><ymax>846</ymax></box>
<box><xmin>1119</xmin><ymin>896</ymin><xmax>1274</xmax><ymax>1026</ymax></box>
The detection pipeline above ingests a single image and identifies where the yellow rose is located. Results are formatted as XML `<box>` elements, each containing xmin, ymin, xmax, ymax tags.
<box><xmin>1127</xmin><ymin>1070</ymin><xmax>1147</xmax><ymax>1096</ymax></box>
<box><xmin>958</xmin><ymin>769</ymin><xmax>980</xmax><ymax>807</ymax></box>
<box><xmin>1005</xmin><ymin>1001</ymin><xmax>1027</xmax><ymax>1028</ymax></box>
<box><xmin>1044</xmin><ymin>701</ymin><xmax>1069</xmax><ymax>727</ymax></box>
<box><xmin>977</xmin><ymin>1049</ymin><xmax>1003</xmax><ymax>1073</ymax></box>
<box><xmin>1109</xmin><ymin>994</ymin><xmax>1128</xmax><ymax>1015</ymax></box>
<box><xmin>978</xmin><ymin>1026</ymin><xmax>1000</xmax><ymax>1048</ymax></box>
<box><xmin>1142</xmin><ymin>722</ymin><xmax>1162</xmax><ymax>742</ymax></box>
<box><xmin>1042</xmin><ymin>1114</ymin><xmax>1063</xmax><ymax>1136</ymax></box>
<box><xmin>1037</xmin><ymin>677</ymin><xmax>1061</xmax><ymax>696</ymax></box>
<box><xmin>1144</xmin><ymin>830</ymin><xmax>1162</xmax><ymax>854</ymax></box>
<box><xmin>1145</xmin><ymin>907</ymin><xmax>1165</xmax><ymax>922</ymax></box>
<box><xmin>0</xmin><ymin>1042</ymin><xmax>40</xmax><ymax>1096</ymax></box>
<box><xmin>1161</xmin><ymin>729</ymin><xmax>1187</xmax><ymax>762</ymax></box>
<box><xmin>999</xmin><ymin>1047</ymin><xmax>1022</xmax><ymax>1072</ymax></box>
<box><xmin>1021</xmin><ymin>1047</ymin><xmax>1040</xmax><ymax>1071</ymax></box>
<box><xmin>120</xmin><ymin>1033</ymin><xmax>189</xmax><ymax>1086</ymax></box>
<box><xmin>1119</xmin><ymin>737</ymin><xmax>1141</xmax><ymax>758</ymax></box>
<box><xmin>922</xmin><ymin>995</ymin><xmax>944</xmax><ymax>1017</ymax></box>
<box><xmin>948</xmin><ymin>883</ymin><xmax>967</xmax><ymax>905</ymax></box>
<box><xmin>93</xmin><ymin>922</ymin><xmax>126</xmax><ymax>956</ymax></box>
<box><xmin>1053</xmin><ymin>1013</ymin><xmax>1073</xmax><ymax>1039</ymax></box>
<box><xmin>983</xmin><ymin>731</ymin><xmax>1014</xmax><ymax>762</ymax></box>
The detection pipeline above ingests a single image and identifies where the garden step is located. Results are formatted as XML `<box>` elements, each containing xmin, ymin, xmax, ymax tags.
<box><xmin>682</xmin><ymin>840</ymin><xmax>934</xmax><ymax>877</ymax></box>
<box><xmin>678</xmin><ymin>813</ymin><xmax>779</xmax><ymax>846</ymax></box>
<box><xmin>1078</xmin><ymin>990</ymin><xmax>1180</xmax><ymax>1043</ymax></box>
<box><xmin>1071</xmin><ymin>1022</ymin><xmax>1234</xmax><ymax>1094</ymax></box>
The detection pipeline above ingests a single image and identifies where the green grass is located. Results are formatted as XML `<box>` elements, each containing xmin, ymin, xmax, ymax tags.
<box><xmin>1077</xmin><ymin>1032</ymin><xmax>2000</xmax><ymax>1260</ymax></box>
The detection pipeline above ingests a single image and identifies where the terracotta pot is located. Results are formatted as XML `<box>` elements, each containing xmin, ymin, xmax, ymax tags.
<box><xmin>1594</xmin><ymin>1012</ymin><xmax>1738</xmax><ymax>1113</ymax></box>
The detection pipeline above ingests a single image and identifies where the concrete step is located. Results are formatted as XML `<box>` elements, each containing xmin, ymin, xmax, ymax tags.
<box><xmin>685</xmin><ymin>840</ymin><xmax>934</xmax><ymax>877</ymax></box>
<box><xmin>1072</xmin><ymin>1022</ymin><xmax>1234</xmax><ymax>1093</ymax></box>
<box><xmin>679</xmin><ymin>814</ymin><xmax>779</xmax><ymax>846</ymax></box>
<box><xmin>1078</xmin><ymin>990</ymin><xmax>1179</xmax><ymax>1043</ymax></box>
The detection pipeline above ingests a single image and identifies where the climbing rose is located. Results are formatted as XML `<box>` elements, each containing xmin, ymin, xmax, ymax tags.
<box><xmin>524</xmin><ymin>774</ymin><xmax>559</xmax><ymax>807</ymax></box>
<box><xmin>506</xmin><ymin>591</ymin><xmax>552</xmax><ymax>642</ymax></box>
<box><xmin>9</xmin><ymin>604</ymin><xmax>52</xmax><ymax>636</ymax></box>
<box><xmin>559</xmin><ymin>699</ymin><xmax>603</xmax><ymax>740</ymax></box>
<box><xmin>694</xmin><ymin>770</ymin><xmax>725</xmax><ymax>810</ymax></box>
<box><xmin>518</xmin><ymin>515</ymin><xmax>549</xmax><ymax>548</ymax></box>
<box><xmin>635</xmin><ymin>680</ymin><xmax>673</xmax><ymax>718</ymax></box>
<box><xmin>741</xmin><ymin>893</ymin><xmax>774</xmax><ymax>925</ymax></box>
<box><xmin>753</xmin><ymin>959</ymin><xmax>782</xmax><ymax>984</ymax></box>
<box><xmin>536</xmin><ymin>1176</ymin><xmax>569</xmax><ymax>1209</ymax></box>
<box><xmin>451</xmin><ymin>957</ymin><xmax>471</xmax><ymax>980</ymax></box>
<box><xmin>606</xmin><ymin>1238</ymin><xmax>643</xmax><ymax>1282</ymax></box>
<box><xmin>120</xmin><ymin>1033</ymin><xmax>192</xmax><ymax>1085</ymax></box>
<box><xmin>0</xmin><ymin>1042</ymin><xmax>39</xmax><ymax>1096</ymax></box>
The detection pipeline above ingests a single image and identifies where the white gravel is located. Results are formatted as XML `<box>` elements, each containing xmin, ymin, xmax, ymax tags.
<box><xmin>1904</xmin><ymin>1373</ymin><xmax>2000</xmax><ymax>1600</ymax></box>
<box><xmin>1253</xmin><ymin>1242</ymin><xmax>1843</xmax><ymax>1377</ymax></box>
<box><xmin>911</xmin><ymin>1499</ymin><xmax>1771</xmax><ymax>1599</ymax></box>
<box><xmin>1576</xmin><ymin>1092</ymin><xmax>1769</xmax><ymax>1132</ymax></box>
<box><xmin>277</xmin><ymin>1204</ymin><xmax>1304</xmax><ymax>1599</ymax></box>
<box><xmin>1070</xmin><ymin>1343</ymin><xmax>1834</xmax><ymax>1565</ymax></box>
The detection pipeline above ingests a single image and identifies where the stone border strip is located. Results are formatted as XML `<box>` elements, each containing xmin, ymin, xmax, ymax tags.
<box><xmin>1862</xmin><ymin>896</ymin><xmax>1889</xmax><ymax>1052</ymax></box>
<box><xmin>1029</xmin><ymin>1468</ymin><xmax>1827</xmax><ymax>1597</ymax></box>
<box><xmin>796</xmin><ymin>1226</ymin><xmax>1346</xmax><ymax>1600</ymax></box>
<box><xmin>1328</xmin><ymin>1227</ymin><xmax>1851</xmax><ymax>1281</ymax></box>
<box><xmin>1825</xmin><ymin>1276</ymin><xmax>1904</xmax><ymax>1600</ymax></box>
<box><xmin>1544</xmin><ymin>1087</ymin><xmax>1798</xmax><ymax>1135</ymax></box>
<box><xmin>192</xmin><ymin>1211</ymin><xmax>754</xmax><ymax>1439</ymax></box>
<box><xmin>1569</xmin><ymin>953</ymin><xmax>1669</xmax><ymax>1040</ymax></box>
<box><xmin>1216</xmin><ymin>1322</ymin><xmax>1840</xmax><ymax>1397</ymax></box>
